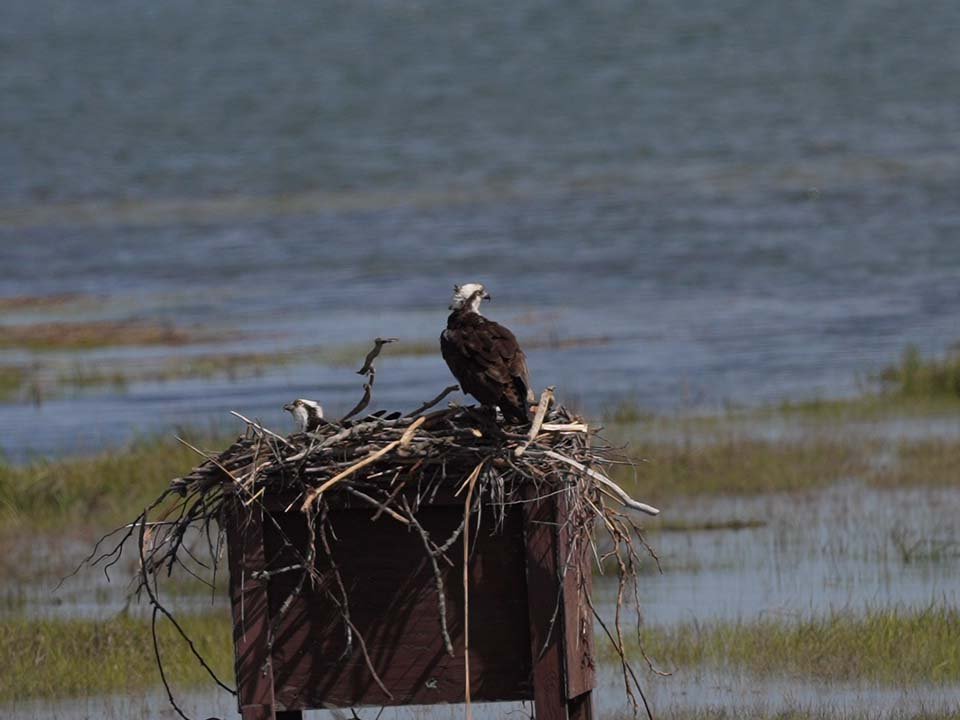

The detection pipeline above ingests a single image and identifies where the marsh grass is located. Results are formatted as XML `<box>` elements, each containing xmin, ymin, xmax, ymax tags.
<box><xmin>0</xmin><ymin>434</ymin><xmax>233</xmax><ymax>529</ymax></box>
<box><xmin>0</xmin><ymin>612</ymin><xmax>233</xmax><ymax>701</ymax></box>
<box><xmin>56</xmin><ymin>351</ymin><xmax>290</xmax><ymax>387</ymax></box>
<box><xmin>889</xmin><ymin>526</ymin><xmax>960</xmax><ymax>565</ymax></box>
<box><xmin>871</xmin><ymin>438</ymin><xmax>960</xmax><ymax>488</ymax></box>
<box><xmin>0</xmin><ymin>293</ymin><xmax>89</xmax><ymax>312</ymax></box>
<box><xmin>616</xmin><ymin>436</ymin><xmax>869</xmax><ymax>501</ymax></box>
<box><xmin>653</xmin><ymin>518</ymin><xmax>767</xmax><ymax>533</ymax></box>
<box><xmin>632</xmin><ymin>605</ymin><xmax>960</xmax><ymax>685</ymax></box>
<box><xmin>607</xmin><ymin>424</ymin><xmax>960</xmax><ymax>500</ymax></box>
<box><xmin>0</xmin><ymin>320</ymin><xmax>226</xmax><ymax>351</ymax></box>
<box><xmin>599</xmin><ymin>345</ymin><xmax>960</xmax><ymax>446</ymax></box>
<box><xmin>602</xmin><ymin>398</ymin><xmax>657</xmax><ymax>424</ymax></box>
<box><xmin>881</xmin><ymin>344</ymin><xmax>960</xmax><ymax>399</ymax></box>
<box><xmin>0</xmin><ymin>365</ymin><xmax>27</xmax><ymax>402</ymax></box>
<box><xmin>771</xmin><ymin>393</ymin><xmax>960</xmax><ymax>420</ymax></box>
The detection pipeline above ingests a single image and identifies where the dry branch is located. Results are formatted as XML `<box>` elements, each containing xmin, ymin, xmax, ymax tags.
<box><xmin>514</xmin><ymin>386</ymin><xmax>554</xmax><ymax>457</ymax></box>
<box><xmin>356</xmin><ymin>337</ymin><xmax>397</xmax><ymax>375</ymax></box>
<box><xmin>542</xmin><ymin>449</ymin><xmax>660</xmax><ymax>516</ymax></box>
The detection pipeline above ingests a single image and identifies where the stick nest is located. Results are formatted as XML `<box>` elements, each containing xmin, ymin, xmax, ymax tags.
<box><xmin>74</xmin><ymin>339</ymin><xmax>662</xmax><ymax>720</ymax></box>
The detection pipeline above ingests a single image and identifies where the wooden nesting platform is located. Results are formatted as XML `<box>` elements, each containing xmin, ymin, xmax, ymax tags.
<box><xmin>224</xmin><ymin>481</ymin><xmax>596</xmax><ymax>720</ymax></box>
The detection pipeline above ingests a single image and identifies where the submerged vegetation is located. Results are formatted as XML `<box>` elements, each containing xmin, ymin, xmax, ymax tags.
<box><xmin>0</xmin><ymin>331</ymin><xmax>618</xmax><ymax>405</ymax></box>
<box><xmin>0</xmin><ymin>612</ymin><xmax>232</xmax><ymax>701</ymax></box>
<box><xmin>0</xmin><ymin>365</ymin><xmax>27</xmax><ymax>402</ymax></box>
<box><xmin>0</xmin><ymin>293</ymin><xmax>90</xmax><ymax>313</ymax></box>
<box><xmin>634</xmin><ymin>604</ymin><xmax>960</xmax><ymax>685</ymax></box>
<box><xmin>0</xmin><ymin>320</ymin><xmax>224</xmax><ymax>351</ymax></box>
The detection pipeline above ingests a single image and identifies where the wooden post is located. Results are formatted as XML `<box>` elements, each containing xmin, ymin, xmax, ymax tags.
<box><xmin>225</xmin><ymin>483</ymin><xmax>594</xmax><ymax>719</ymax></box>
<box><xmin>225</xmin><ymin>496</ymin><xmax>287</xmax><ymax>720</ymax></box>
<box><xmin>522</xmin><ymin>486</ymin><xmax>595</xmax><ymax>720</ymax></box>
<box><xmin>559</xmin><ymin>485</ymin><xmax>596</xmax><ymax>717</ymax></box>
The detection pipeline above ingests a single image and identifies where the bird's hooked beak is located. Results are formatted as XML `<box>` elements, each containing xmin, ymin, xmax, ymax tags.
<box><xmin>482</xmin><ymin>291</ymin><xmax>491</xmax><ymax>301</ymax></box>
<box><xmin>283</xmin><ymin>403</ymin><xmax>295</xmax><ymax>412</ymax></box>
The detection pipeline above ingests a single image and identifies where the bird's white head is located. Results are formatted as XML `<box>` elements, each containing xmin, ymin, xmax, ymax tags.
<box><xmin>283</xmin><ymin>398</ymin><xmax>324</xmax><ymax>432</ymax></box>
<box><xmin>449</xmin><ymin>283</ymin><xmax>491</xmax><ymax>313</ymax></box>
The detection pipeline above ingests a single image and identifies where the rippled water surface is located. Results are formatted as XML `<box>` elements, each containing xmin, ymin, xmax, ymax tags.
<box><xmin>2</xmin><ymin>0</ymin><xmax>959</xmax><ymax>458</ymax></box>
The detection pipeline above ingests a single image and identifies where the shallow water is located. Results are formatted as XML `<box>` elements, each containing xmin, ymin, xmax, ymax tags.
<box><xmin>618</xmin><ymin>669</ymin><xmax>960</xmax><ymax>720</ymax></box>
<box><xmin>633</xmin><ymin>482</ymin><xmax>960</xmax><ymax>626</ymax></box>
<box><xmin>2</xmin><ymin>0</ymin><xmax>960</xmax><ymax>460</ymax></box>
<box><xmin>6</xmin><ymin>661</ymin><xmax>959</xmax><ymax>720</ymax></box>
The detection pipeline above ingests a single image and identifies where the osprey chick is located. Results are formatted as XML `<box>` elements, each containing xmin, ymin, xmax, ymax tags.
<box><xmin>284</xmin><ymin>399</ymin><xmax>324</xmax><ymax>432</ymax></box>
<box><xmin>440</xmin><ymin>283</ymin><xmax>533</xmax><ymax>425</ymax></box>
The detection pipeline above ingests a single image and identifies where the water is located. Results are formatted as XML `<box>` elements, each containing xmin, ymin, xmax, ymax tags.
<box><xmin>635</xmin><ymin>482</ymin><xmax>960</xmax><ymax>625</ymax></box>
<box><xmin>6</xmin><ymin>679</ymin><xmax>960</xmax><ymax>720</ymax></box>
<box><xmin>2</xmin><ymin>0</ymin><xmax>960</xmax><ymax>459</ymax></box>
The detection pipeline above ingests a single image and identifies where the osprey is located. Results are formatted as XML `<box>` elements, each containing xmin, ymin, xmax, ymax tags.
<box><xmin>283</xmin><ymin>398</ymin><xmax>324</xmax><ymax>432</ymax></box>
<box><xmin>440</xmin><ymin>283</ymin><xmax>533</xmax><ymax>425</ymax></box>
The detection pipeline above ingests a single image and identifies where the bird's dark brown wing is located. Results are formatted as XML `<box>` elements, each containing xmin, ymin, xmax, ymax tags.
<box><xmin>441</xmin><ymin>323</ymin><xmax>499</xmax><ymax>405</ymax></box>
<box><xmin>441</xmin><ymin>312</ymin><xmax>532</xmax><ymax>423</ymax></box>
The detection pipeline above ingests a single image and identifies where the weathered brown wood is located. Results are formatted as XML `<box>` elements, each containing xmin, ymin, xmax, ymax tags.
<box><xmin>559</xmin><ymin>490</ymin><xmax>596</xmax><ymax>699</ymax></box>
<box><xmin>567</xmin><ymin>690</ymin><xmax>594</xmax><ymax>720</ymax></box>
<box><xmin>225</xmin><ymin>496</ymin><xmax>277</xmax><ymax>720</ymax></box>
<box><xmin>522</xmin><ymin>487</ymin><xmax>567</xmax><ymax>720</ymax></box>
<box><xmin>239</xmin><ymin>707</ymin><xmax>272</xmax><ymax>720</ymax></box>
<box><xmin>225</xmin><ymin>483</ymin><xmax>594</xmax><ymax>719</ymax></box>
<box><xmin>262</xmin><ymin>502</ymin><xmax>532</xmax><ymax>709</ymax></box>
<box><xmin>522</xmin><ymin>486</ymin><xmax>596</xmax><ymax>720</ymax></box>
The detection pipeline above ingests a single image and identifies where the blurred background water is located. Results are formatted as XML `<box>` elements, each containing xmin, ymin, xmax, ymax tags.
<box><xmin>4</xmin><ymin>5</ymin><xmax>960</xmax><ymax>719</ymax></box>
<box><xmin>1</xmin><ymin>0</ymin><xmax>958</xmax><ymax>458</ymax></box>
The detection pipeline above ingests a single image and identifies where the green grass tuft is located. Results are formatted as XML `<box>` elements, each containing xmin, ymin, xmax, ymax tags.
<box><xmin>0</xmin><ymin>612</ymin><xmax>233</xmax><ymax>701</ymax></box>
<box><xmin>617</xmin><ymin>436</ymin><xmax>868</xmax><ymax>501</ymax></box>
<box><xmin>631</xmin><ymin>604</ymin><xmax>960</xmax><ymax>685</ymax></box>
<box><xmin>0</xmin><ymin>366</ymin><xmax>28</xmax><ymax>402</ymax></box>
<box><xmin>0</xmin><ymin>434</ymin><xmax>234</xmax><ymax>530</ymax></box>
<box><xmin>870</xmin><ymin>438</ymin><xmax>960</xmax><ymax>488</ymax></box>
<box><xmin>880</xmin><ymin>344</ymin><xmax>960</xmax><ymax>399</ymax></box>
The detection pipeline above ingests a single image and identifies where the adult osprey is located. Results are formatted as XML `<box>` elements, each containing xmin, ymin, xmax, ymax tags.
<box><xmin>440</xmin><ymin>283</ymin><xmax>533</xmax><ymax>425</ymax></box>
<box><xmin>284</xmin><ymin>398</ymin><xmax>324</xmax><ymax>432</ymax></box>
